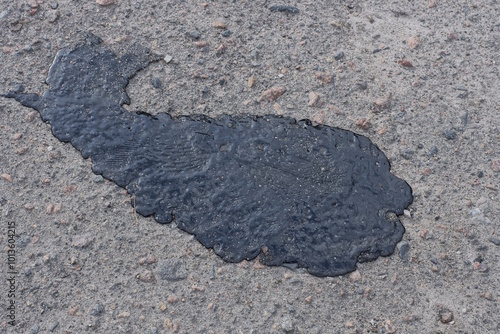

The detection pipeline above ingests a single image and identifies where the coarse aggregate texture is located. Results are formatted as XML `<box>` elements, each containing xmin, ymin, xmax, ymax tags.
<box><xmin>0</xmin><ymin>1</ymin><xmax>499</xmax><ymax>333</ymax></box>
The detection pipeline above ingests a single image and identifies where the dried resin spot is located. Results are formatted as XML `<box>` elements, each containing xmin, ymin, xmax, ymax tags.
<box><xmin>4</xmin><ymin>37</ymin><xmax>413</xmax><ymax>277</ymax></box>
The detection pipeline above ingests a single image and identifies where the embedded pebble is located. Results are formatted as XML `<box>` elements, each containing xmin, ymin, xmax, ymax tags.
<box><xmin>10</xmin><ymin>22</ymin><xmax>23</xmax><ymax>32</ymax></box>
<box><xmin>397</xmin><ymin>240</ymin><xmax>410</xmax><ymax>261</ymax></box>
<box><xmin>397</xmin><ymin>59</ymin><xmax>413</xmax><ymax>67</ymax></box>
<box><xmin>308</xmin><ymin>91</ymin><xmax>319</xmax><ymax>107</ymax></box>
<box><xmin>444</xmin><ymin>130</ymin><xmax>457</xmax><ymax>140</ymax></box>
<box><xmin>384</xmin><ymin>320</ymin><xmax>396</xmax><ymax>333</ymax></box>
<box><xmin>408</xmin><ymin>36</ymin><xmax>420</xmax><ymax>49</ymax></box>
<box><xmin>167</xmin><ymin>295</ymin><xmax>179</xmax><ymax>304</ymax></box>
<box><xmin>349</xmin><ymin>269</ymin><xmax>361</xmax><ymax>282</ymax></box>
<box><xmin>281</xmin><ymin>315</ymin><xmax>294</xmax><ymax>332</ymax></box>
<box><xmin>312</xmin><ymin>110</ymin><xmax>325</xmax><ymax>124</ymax></box>
<box><xmin>92</xmin><ymin>303</ymin><xmax>104</xmax><ymax>316</ymax></box>
<box><xmin>71</xmin><ymin>233</ymin><xmax>94</xmax><ymax>248</ymax></box>
<box><xmin>137</xmin><ymin>270</ymin><xmax>156</xmax><ymax>283</ymax></box>
<box><xmin>488</xmin><ymin>237</ymin><xmax>500</xmax><ymax>246</ymax></box>
<box><xmin>48</xmin><ymin>11</ymin><xmax>60</xmax><ymax>23</ymax></box>
<box><xmin>427</xmin><ymin>146</ymin><xmax>439</xmax><ymax>157</ymax></box>
<box><xmin>12</xmin><ymin>133</ymin><xmax>22</xmax><ymax>140</ymax></box>
<box><xmin>315</xmin><ymin>72</ymin><xmax>333</xmax><ymax>84</ymax></box>
<box><xmin>187</xmin><ymin>31</ymin><xmax>201</xmax><ymax>40</ymax></box>
<box><xmin>68</xmin><ymin>306</ymin><xmax>79</xmax><ymax>315</ymax></box>
<box><xmin>117</xmin><ymin>311</ymin><xmax>130</xmax><ymax>318</ymax></box>
<box><xmin>151</xmin><ymin>77</ymin><xmax>162</xmax><ymax>89</ymax></box>
<box><xmin>96</xmin><ymin>0</ymin><xmax>114</xmax><ymax>5</ymax></box>
<box><xmin>263</xmin><ymin>86</ymin><xmax>286</xmax><ymax>101</ymax></box>
<box><xmin>53</xmin><ymin>203</ymin><xmax>62</xmax><ymax>213</ymax></box>
<box><xmin>373</xmin><ymin>94</ymin><xmax>391</xmax><ymax>111</ymax></box>
<box><xmin>334</xmin><ymin>51</ymin><xmax>344</xmax><ymax>60</ymax></box>
<box><xmin>269</xmin><ymin>5</ymin><xmax>299</xmax><ymax>13</ymax></box>
<box><xmin>49</xmin><ymin>321</ymin><xmax>59</xmax><ymax>332</ymax></box>
<box><xmin>491</xmin><ymin>160</ymin><xmax>499</xmax><ymax>172</ymax></box>
<box><xmin>93</xmin><ymin>175</ymin><xmax>104</xmax><ymax>183</ymax></box>
<box><xmin>356</xmin><ymin>118</ymin><xmax>371</xmax><ymax>130</ymax></box>
<box><xmin>164</xmin><ymin>319</ymin><xmax>173</xmax><ymax>329</ymax></box>
<box><xmin>438</xmin><ymin>306</ymin><xmax>454</xmax><ymax>324</ymax></box>
<box><xmin>194</xmin><ymin>40</ymin><xmax>208</xmax><ymax>48</ymax></box>
<box><xmin>26</xmin><ymin>111</ymin><xmax>38</xmax><ymax>122</ymax></box>
<box><xmin>164</xmin><ymin>54</ymin><xmax>173</xmax><ymax>63</ymax></box>
<box><xmin>139</xmin><ymin>256</ymin><xmax>158</xmax><ymax>265</ymax></box>
<box><xmin>212</xmin><ymin>21</ymin><xmax>227</xmax><ymax>29</ymax></box>
<box><xmin>1</xmin><ymin>173</ymin><xmax>12</xmax><ymax>182</ymax></box>
<box><xmin>248</xmin><ymin>75</ymin><xmax>256</xmax><ymax>88</ymax></box>
<box><xmin>157</xmin><ymin>259</ymin><xmax>188</xmax><ymax>281</ymax></box>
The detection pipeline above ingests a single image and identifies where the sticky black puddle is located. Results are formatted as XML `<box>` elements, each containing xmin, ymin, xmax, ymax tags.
<box><xmin>4</xmin><ymin>38</ymin><xmax>413</xmax><ymax>277</ymax></box>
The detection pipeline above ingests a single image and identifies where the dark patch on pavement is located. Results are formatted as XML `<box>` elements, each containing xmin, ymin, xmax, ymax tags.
<box><xmin>4</xmin><ymin>37</ymin><xmax>413</xmax><ymax>277</ymax></box>
<box><xmin>269</xmin><ymin>5</ymin><xmax>300</xmax><ymax>14</ymax></box>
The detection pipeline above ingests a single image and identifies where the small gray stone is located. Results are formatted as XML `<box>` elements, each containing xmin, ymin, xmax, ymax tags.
<box><xmin>281</xmin><ymin>315</ymin><xmax>294</xmax><ymax>332</ymax></box>
<box><xmin>151</xmin><ymin>77</ymin><xmax>162</xmax><ymax>89</ymax></box>
<box><xmin>48</xmin><ymin>11</ymin><xmax>60</xmax><ymax>23</ymax></box>
<box><xmin>438</xmin><ymin>306</ymin><xmax>454</xmax><ymax>324</ymax></box>
<box><xmin>17</xmin><ymin>235</ymin><xmax>31</xmax><ymax>248</ymax></box>
<box><xmin>187</xmin><ymin>31</ymin><xmax>201</xmax><ymax>40</ymax></box>
<box><xmin>93</xmin><ymin>175</ymin><xmax>104</xmax><ymax>183</ymax></box>
<box><xmin>356</xmin><ymin>81</ymin><xmax>368</xmax><ymax>90</ymax></box>
<box><xmin>72</xmin><ymin>233</ymin><xmax>94</xmax><ymax>248</ymax></box>
<box><xmin>401</xmin><ymin>150</ymin><xmax>414</xmax><ymax>160</ymax></box>
<box><xmin>92</xmin><ymin>303</ymin><xmax>104</xmax><ymax>316</ymax></box>
<box><xmin>444</xmin><ymin>130</ymin><xmax>457</xmax><ymax>140</ymax></box>
<box><xmin>0</xmin><ymin>10</ymin><xmax>11</xmax><ymax>20</ymax></box>
<box><xmin>488</xmin><ymin>237</ymin><xmax>500</xmax><ymax>246</ymax></box>
<box><xmin>31</xmin><ymin>325</ymin><xmax>40</xmax><ymax>334</ymax></box>
<box><xmin>12</xmin><ymin>84</ymin><xmax>24</xmax><ymax>93</ymax></box>
<box><xmin>427</xmin><ymin>146</ymin><xmax>438</xmax><ymax>157</ymax></box>
<box><xmin>269</xmin><ymin>5</ymin><xmax>299</xmax><ymax>14</ymax></box>
<box><xmin>334</xmin><ymin>51</ymin><xmax>345</xmax><ymax>60</ymax></box>
<box><xmin>461</xmin><ymin>112</ymin><xmax>468</xmax><ymax>127</ymax></box>
<box><xmin>50</xmin><ymin>321</ymin><xmax>59</xmax><ymax>332</ymax></box>
<box><xmin>469</xmin><ymin>208</ymin><xmax>482</xmax><ymax>218</ymax></box>
<box><xmin>222</xmin><ymin>30</ymin><xmax>232</xmax><ymax>37</ymax></box>
<box><xmin>157</xmin><ymin>259</ymin><xmax>188</xmax><ymax>281</ymax></box>
<box><xmin>164</xmin><ymin>54</ymin><xmax>173</xmax><ymax>63</ymax></box>
<box><xmin>50</xmin><ymin>2</ymin><xmax>58</xmax><ymax>9</ymax></box>
<box><xmin>397</xmin><ymin>240</ymin><xmax>409</xmax><ymax>261</ymax></box>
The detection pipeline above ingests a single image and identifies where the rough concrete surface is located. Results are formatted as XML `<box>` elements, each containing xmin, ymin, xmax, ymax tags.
<box><xmin>0</xmin><ymin>1</ymin><xmax>499</xmax><ymax>333</ymax></box>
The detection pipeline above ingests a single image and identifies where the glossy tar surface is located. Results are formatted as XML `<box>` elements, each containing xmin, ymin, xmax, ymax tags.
<box><xmin>6</xmin><ymin>38</ymin><xmax>413</xmax><ymax>276</ymax></box>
